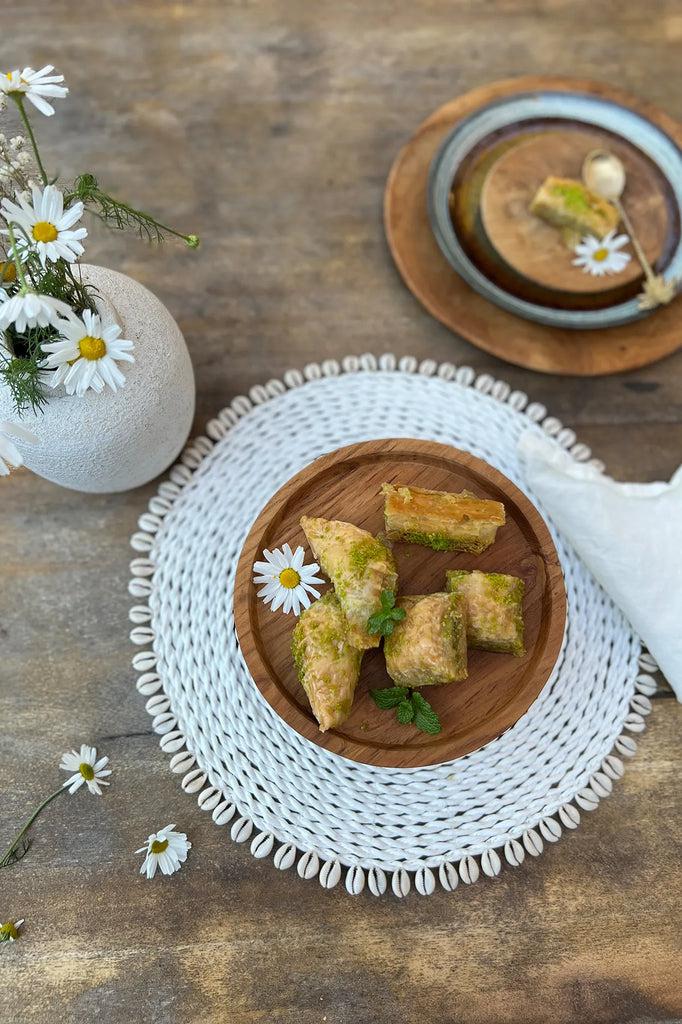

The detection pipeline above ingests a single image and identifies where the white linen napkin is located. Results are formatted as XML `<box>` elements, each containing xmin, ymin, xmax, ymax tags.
<box><xmin>518</xmin><ymin>431</ymin><xmax>682</xmax><ymax>699</ymax></box>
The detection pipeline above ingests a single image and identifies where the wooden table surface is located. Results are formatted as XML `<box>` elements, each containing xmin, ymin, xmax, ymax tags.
<box><xmin>2</xmin><ymin>3</ymin><xmax>681</xmax><ymax>1022</ymax></box>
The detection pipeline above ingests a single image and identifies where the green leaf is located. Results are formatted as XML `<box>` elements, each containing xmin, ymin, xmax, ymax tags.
<box><xmin>396</xmin><ymin>700</ymin><xmax>414</xmax><ymax>724</ymax></box>
<box><xmin>382</xmin><ymin>619</ymin><xmax>395</xmax><ymax>637</ymax></box>
<box><xmin>380</xmin><ymin>589</ymin><xmax>396</xmax><ymax>611</ymax></box>
<box><xmin>392</xmin><ymin>606</ymin><xmax>407</xmax><ymax>623</ymax></box>
<box><xmin>411</xmin><ymin>691</ymin><xmax>442</xmax><ymax>734</ymax></box>
<box><xmin>367</xmin><ymin>613</ymin><xmax>384</xmax><ymax>635</ymax></box>
<box><xmin>370</xmin><ymin>686</ymin><xmax>408</xmax><ymax>710</ymax></box>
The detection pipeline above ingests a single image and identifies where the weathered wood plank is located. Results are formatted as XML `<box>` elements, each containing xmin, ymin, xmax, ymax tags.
<box><xmin>1</xmin><ymin>2</ymin><xmax>681</xmax><ymax>1022</ymax></box>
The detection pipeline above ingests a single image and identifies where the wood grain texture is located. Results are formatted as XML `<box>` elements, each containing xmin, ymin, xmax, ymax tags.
<box><xmin>385</xmin><ymin>76</ymin><xmax>682</xmax><ymax>375</ymax></box>
<box><xmin>235</xmin><ymin>439</ymin><xmax>566</xmax><ymax>766</ymax></box>
<box><xmin>1</xmin><ymin>3</ymin><xmax>682</xmax><ymax>1023</ymax></box>
<box><xmin>480</xmin><ymin>130</ymin><xmax>669</xmax><ymax>294</ymax></box>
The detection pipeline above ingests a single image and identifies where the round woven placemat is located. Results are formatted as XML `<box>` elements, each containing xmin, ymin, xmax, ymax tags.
<box><xmin>128</xmin><ymin>355</ymin><xmax>656</xmax><ymax>897</ymax></box>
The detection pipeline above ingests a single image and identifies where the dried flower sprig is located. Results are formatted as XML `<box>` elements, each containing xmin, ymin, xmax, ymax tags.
<box><xmin>0</xmin><ymin>744</ymin><xmax>111</xmax><ymax>869</ymax></box>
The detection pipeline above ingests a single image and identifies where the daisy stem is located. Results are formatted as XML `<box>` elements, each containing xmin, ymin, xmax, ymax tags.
<box><xmin>0</xmin><ymin>786</ymin><xmax>65</xmax><ymax>869</ymax></box>
<box><xmin>11</xmin><ymin>95</ymin><xmax>49</xmax><ymax>186</ymax></box>
<box><xmin>5</xmin><ymin>224</ymin><xmax>29</xmax><ymax>291</ymax></box>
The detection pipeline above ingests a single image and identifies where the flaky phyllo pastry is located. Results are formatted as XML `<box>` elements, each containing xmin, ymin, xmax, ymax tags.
<box><xmin>291</xmin><ymin>592</ymin><xmax>363</xmax><ymax>732</ymax></box>
<box><xmin>300</xmin><ymin>516</ymin><xmax>398</xmax><ymax>649</ymax></box>
<box><xmin>446</xmin><ymin>569</ymin><xmax>525</xmax><ymax>657</ymax></box>
<box><xmin>382</xmin><ymin>483</ymin><xmax>505</xmax><ymax>554</ymax></box>
<box><xmin>384</xmin><ymin>592</ymin><xmax>468</xmax><ymax>688</ymax></box>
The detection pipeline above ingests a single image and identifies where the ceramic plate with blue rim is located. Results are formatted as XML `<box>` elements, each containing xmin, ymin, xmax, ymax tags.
<box><xmin>428</xmin><ymin>90</ymin><xmax>682</xmax><ymax>330</ymax></box>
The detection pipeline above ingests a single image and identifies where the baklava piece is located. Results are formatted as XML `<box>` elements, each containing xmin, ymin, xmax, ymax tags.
<box><xmin>529</xmin><ymin>176</ymin><xmax>619</xmax><ymax>243</ymax></box>
<box><xmin>291</xmin><ymin>592</ymin><xmax>363</xmax><ymax>732</ymax></box>
<box><xmin>300</xmin><ymin>515</ymin><xmax>398</xmax><ymax>650</ymax></box>
<box><xmin>384</xmin><ymin>592</ymin><xmax>468</xmax><ymax>688</ymax></box>
<box><xmin>382</xmin><ymin>483</ymin><xmax>505</xmax><ymax>554</ymax></box>
<box><xmin>445</xmin><ymin>569</ymin><xmax>525</xmax><ymax>657</ymax></box>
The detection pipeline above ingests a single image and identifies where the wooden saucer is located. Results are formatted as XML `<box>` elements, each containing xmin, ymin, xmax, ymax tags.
<box><xmin>384</xmin><ymin>76</ymin><xmax>682</xmax><ymax>375</ymax></box>
<box><xmin>480</xmin><ymin>131</ymin><xmax>668</xmax><ymax>294</ymax></box>
<box><xmin>234</xmin><ymin>439</ymin><xmax>567</xmax><ymax>769</ymax></box>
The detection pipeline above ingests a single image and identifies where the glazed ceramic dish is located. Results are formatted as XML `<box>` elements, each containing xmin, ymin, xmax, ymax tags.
<box><xmin>428</xmin><ymin>90</ymin><xmax>682</xmax><ymax>329</ymax></box>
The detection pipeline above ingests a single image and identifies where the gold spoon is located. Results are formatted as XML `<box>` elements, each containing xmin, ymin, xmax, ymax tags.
<box><xmin>582</xmin><ymin>149</ymin><xmax>677</xmax><ymax>310</ymax></box>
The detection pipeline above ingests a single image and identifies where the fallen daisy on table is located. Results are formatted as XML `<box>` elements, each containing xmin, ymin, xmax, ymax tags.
<box><xmin>0</xmin><ymin>420</ymin><xmax>38</xmax><ymax>476</ymax></box>
<box><xmin>0</xmin><ymin>919</ymin><xmax>24</xmax><ymax>943</ymax></box>
<box><xmin>572</xmin><ymin>229</ymin><xmax>631</xmax><ymax>276</ymax></box>
<box><xmin>41</xmin><ymin>308</ymin><xmax>135</xmax><ymax>396</ymax></box>
<box><xmin>253</xmin><ymin>543</ymin><xmax>324</xmax><ymax>615</ymax></box>
<box><xmin>136</xmin><ymin>825</ymin><xmax>191</xmax><ymax>880</ymax></box>
<box><xmin>59</xmin><ymin>743</ymin><xmax>112</xmax><ymax>795</ymax></box>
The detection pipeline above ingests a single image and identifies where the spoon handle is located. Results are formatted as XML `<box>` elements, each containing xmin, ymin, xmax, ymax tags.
<box><xmin>614</xmin><ymin>198</ymin><xmax>656</xmax><ymax>284</ymax></box>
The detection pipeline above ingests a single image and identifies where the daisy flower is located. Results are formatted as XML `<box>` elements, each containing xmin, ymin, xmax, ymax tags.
<box><xmin>253</xmin><ymin>543</ymin><xmax>324</xmax><ymax>615</ymax></box>
<box><xmin>0</xmin><ymin>66</ymin><xmax>67</xmax><ymax>117</ymax></box>
<box><xmin>0</xmin><ymin>420</ymin><xmax>39</xmax><ymax>476</ymax></box>
<box><xmin>136</xmin><ymin>825</ymin><xmax>191</xmax><ymax>880</ymax></box>
<box><xmin>59</xmin><ymin>744</ymin><xmax>111</xmax><ymax>795</ymax></box>
<box><xmin>41</xmin><ymin>308</ymin><xmax>135</xmax><ymax>397</ymax></box>
<box><xmin>0</xmin><ymin>919</ymin><xmax>24</xmax><ymax>943</ymax></box>
<box><xmin>0</xmin><ymin>287</ymin><xmax>70</xmax><ymax>332</ymax></box>
<box><xmin>1</xmin><ymin>185</ymin><xmax>87</xmax><ymax>266</ymax></box>
<box><xmin>572</xmin><ymin>230</ymin><xmax>631</xmax><ymax>277</ymax></box>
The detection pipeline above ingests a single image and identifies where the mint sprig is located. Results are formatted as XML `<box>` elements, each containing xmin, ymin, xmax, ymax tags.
<box><xmin>367</xmin><ymin>590</ymin><xmax>406</xmax><ymax>638</ymax></box>
<box><xmin>369</xmin><ymin>686</ymin><xmax>442</xmax><ymax>734</ymax></box>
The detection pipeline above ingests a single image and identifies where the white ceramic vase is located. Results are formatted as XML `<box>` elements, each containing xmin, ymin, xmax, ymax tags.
<box><xmin>0</xmin><ymin>264</ymin><xmax>195</xmax><ymax>493</ymax></box>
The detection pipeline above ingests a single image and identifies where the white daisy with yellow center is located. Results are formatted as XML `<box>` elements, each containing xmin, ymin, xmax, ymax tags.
<box><xmin>59</xmin><ymin>744</ymin><xmax>112</xmax><ymax>796</ymax></box>
<box><xmin>0</xmin><ymin>919</ymin><xmax>25</xmax><ymax>943</ymax></box>
<box><xmin>136</xmin><ymin>825</ymin><xmax>191</xmax><ymax>880</ymax></box>
<box><xmin>572</xmin><ymin>230</ymin><xmax>631</xmax><ymax>277</ymax></box>
<box><xmin>0</xmin><ymin>65</ymin><xmax>68</xmax><ymax>117</ymax></box>
<box><xmin>1</xmin><ymin>184</ymin><xmax>87</xmax><ymax>266</ymax></box>
<box><xmin>41</xmin><ymin>308</ymin><xmax>135</xmax><ymax>397</ymax></box>
<box><xmin>0</xmin><ymin>286</ymin><xmax>71</xmax><ymax>332</ymax></box>
<box><xmin>253</xmin><ymin>543</ymin><xmax>324</xmax><ymax>615</ymax></box>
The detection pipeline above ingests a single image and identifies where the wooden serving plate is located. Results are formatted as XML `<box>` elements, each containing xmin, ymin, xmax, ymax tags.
<box><xmin>480</xmin><ymin>130</ymin><xmax>669</xmax><ymax>295</ymax></box>
<box><xmin>384</xmin><ymin>76</ymin><xmax>682</xmax><ymax>375</ymax></box>
<box><xmin>234</xmin><ymin>439</ymin><xmax>567</xmax><ymax>768</ymax></box>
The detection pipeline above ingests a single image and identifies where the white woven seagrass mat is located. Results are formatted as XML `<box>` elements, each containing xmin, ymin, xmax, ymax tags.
<box><xmin>128</xmin><ymin>355</ymin><xmax>657</xmax><ymax>897</ymax></box>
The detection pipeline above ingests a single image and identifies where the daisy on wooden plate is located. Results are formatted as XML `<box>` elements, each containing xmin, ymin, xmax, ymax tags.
<box><xmin>253</xmin><ymin>543</ymin><xmax>324</xmax><ymax>615</ymax></box>
<box><xmin>572</xmin><ymin>230</ymin><xmax>631</xmax><ymax>276</ymax></box>
<box><xmin>136</xmin><ymin>825</ymin><xmax>191</xmax><ymax>880</ymax></box>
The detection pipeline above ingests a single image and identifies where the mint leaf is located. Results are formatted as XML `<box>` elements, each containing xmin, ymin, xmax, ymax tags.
<box><xmin>411</xmin><ymin>691</ymin><xmax>442</xmax><ymax>734</ymax></box>
<box><xmin>370</xmin><ymin>686</ymin><xmax>408</xmax><ymax>710</ymax></box>
<box><xmin>396</xmin><ymin>700</ymin><xmax>414</xmax><ymax>724</ymax></box>
<box><xmin>367</xmin><ymin>592</ymin><xmax>406</xmax><ymax>637</ymax></box>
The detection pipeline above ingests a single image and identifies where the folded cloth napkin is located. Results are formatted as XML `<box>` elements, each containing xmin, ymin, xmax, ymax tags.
<box><xmin>519</xmin><ymin>431</ymin><xmax>682</xmax><ymax>700</ymax></box>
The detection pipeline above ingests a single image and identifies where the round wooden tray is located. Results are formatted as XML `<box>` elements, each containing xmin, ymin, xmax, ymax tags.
<box><xmin>234</xmin><ymin>438</ymin><xmax>567</xmax><ymax>768</ymax></box>
<box><xmin>384</xmin><ymin>76</ymin><xmax>682</xmax><ymax>375</ymax></box>
<box><xmin>480</xmin><ymin>131</ymin><xmax>668</xmax><ymax>295</ymax></box>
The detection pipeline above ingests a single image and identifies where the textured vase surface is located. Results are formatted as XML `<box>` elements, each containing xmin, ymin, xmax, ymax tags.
<box><xmin>0</xmin><ymin>264</ymin><xmax>195</xmax><ymax>493</ymax></box>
